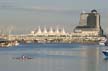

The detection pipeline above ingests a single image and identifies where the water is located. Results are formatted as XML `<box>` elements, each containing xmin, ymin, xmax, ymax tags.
<box><xmin>0</xmin><ymin>43</ymin><xmax>108</xmax><ymax>71</ymax></box>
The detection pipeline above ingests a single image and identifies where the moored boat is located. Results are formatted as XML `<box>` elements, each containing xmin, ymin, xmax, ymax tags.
<box><xmin>99</xmin><ymin>41</ymin><xmax>105</xmax><ymax>46</ymax></box>
<box><xmin>99</xmin><ymin>38</ymin><xmax>107</xmax><ymax>46</ymax></box>
<box><xmin>102</xmin><ymin>49</ymin><xmax>108</xmax><ymax>57</ymax></box>
<box><xmin>0</xmin><ymin>40</ymin><xmax>20</xmax><ymax>47</ymax></box>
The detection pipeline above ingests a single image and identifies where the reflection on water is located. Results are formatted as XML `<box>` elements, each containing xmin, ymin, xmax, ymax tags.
<box><xmin>0</xmin><ymin>43</ymin><xmax>108</xmax><ymax>71</ymax></box>
<box><xmin>80</xmin><ymin>47</ymin><xmax>100</xmax><ymax>71</ymax></box>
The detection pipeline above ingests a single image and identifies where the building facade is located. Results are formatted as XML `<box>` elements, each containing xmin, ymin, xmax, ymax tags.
<box><xmin>74</xmin><ymin>10</ymin><xmax>103</xmax><ymax>37</ymax></box>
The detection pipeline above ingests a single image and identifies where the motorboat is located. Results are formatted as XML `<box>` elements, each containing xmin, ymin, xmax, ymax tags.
<box><xmin>99</xmin><ymin>39</ymin><xmax>107</xmax><ymax>46</ymax></box>
<box><xmin>102</xmin><ymin>49</ymin><xmax>108</xmax><ymax>57</ymax></box>
<box><xmin>0</xmin><ymin>40</ymin><xmax>20</xmax><ymax>47</ymax></box>
<box><xmin>14</xmin><ymin>55</ymin><xmax>32</xmax><ymax>60</ymax></box>
<box><xmin>99</xmin><ymin>41</ymin><xmax>106</xmax><ymax>46</ymax></box>
<box><xmin>13</xmin><ymin>41</ymin><xmax>20</xmax><ymax>46</ymax></box>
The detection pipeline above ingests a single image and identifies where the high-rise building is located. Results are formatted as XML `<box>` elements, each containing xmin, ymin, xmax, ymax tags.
<box><xmin>74</xmin><ymin>9</ymin><xmax>103</xmax><ymax>37</ymax></box>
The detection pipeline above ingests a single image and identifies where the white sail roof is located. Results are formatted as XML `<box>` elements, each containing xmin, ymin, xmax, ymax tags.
<box><xmin>49</xmin><ymin>27</ymin><xmax>53</xmax><ymax>34</ymax></box>
<box><xmin>43</xmin><ymin>27</ymin><xmax>48</xmax><ymax>34</ymax></box>
<box><xmin>37</xmin><ymin>26</ymin><xmax>42</xmax><ymax>34</ymax></box>
<box><xmin>55</xmin><ymin>27</ymin><xmax>60</xmax><ymax>34</ymax></box>
<box><xmin>61</xmin><ymin>28</ymin><xmax>66</xmax><ymax>34</ymax></box>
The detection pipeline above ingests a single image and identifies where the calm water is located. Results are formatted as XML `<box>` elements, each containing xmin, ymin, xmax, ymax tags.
<box><xmin>0</xmin><ymin>43</ymin><xmax>108</xmax><ymax>71</ymax></box>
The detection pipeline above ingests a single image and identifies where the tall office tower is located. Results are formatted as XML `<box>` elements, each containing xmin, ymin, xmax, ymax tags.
<box><xmin>74</xmin><ymin>10</ymin><xmax>103</xmax><ymax>36</ymax></box>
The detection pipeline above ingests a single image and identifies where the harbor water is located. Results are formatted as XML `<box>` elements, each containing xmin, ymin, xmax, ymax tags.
<box><xmin>0</xmin><ymin>43</ymin><xmax>108</xmax><ymax>71</ymax></box>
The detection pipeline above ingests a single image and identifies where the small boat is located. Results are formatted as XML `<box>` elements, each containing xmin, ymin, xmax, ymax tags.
<box><xmin>99</xmin><ymin>41</ymin><xmax>105</xmax><ymax>46</ymax></box>
<box><xmin>102</xmin><ymin>49</ymin><xmax>108</xmax><ymax>57</ymax></box>
<box><xmin>13</xmin><ymin>41</ymin><xmax>20</xmax><ymax>46</ymax></box>
<box><xmin>99</xmin><ymin>41</ymin><xmax>108</xmax><ymax>46</ymax></box>
<box><xmin>99</xmin><ymin>38</ymin><xmax>107</xmax><ymax>46</ymax></box>
<box><xmin>0</xmin><ymin>40</ymin><xmax>20</xmax><ymax>47</ymax></box>
<box><xmin>15</xmin><ymin>55</ymin><xmax>32</xmax><ymax>60</ymax></box>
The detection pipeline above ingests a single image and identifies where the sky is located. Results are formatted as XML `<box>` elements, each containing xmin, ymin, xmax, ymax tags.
<box><xmin>0</xmin><ymin>0</ymin><xmax>108</xmax><ymax>34</ymax></box>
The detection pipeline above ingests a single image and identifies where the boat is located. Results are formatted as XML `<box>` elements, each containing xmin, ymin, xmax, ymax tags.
<box><xmin>14</xmin><ymin>55</ymin><xmax>32</xmax><ymax>60</ymax></box>
<box><xmin>12</xmin><ymin>41</ymin><xmax>20</xmax><ymax>46</ymax></box>
<box><xmin>99</xmin><ymin>38</ymin><xmax>107</xmax><ymax>46</ymax></box>
<box><xmin>0</xmin><ymin>39</ymin><xmax>20</xmax><ymax>47</ymax></box>
<box><xmin>99</xmin><ymin>41</ymin><xmax>106</xmax><ymax>46</ymax></box>
<box><xmin>102</xmin><ymin>49</ymin><xmax>108</xmax><ymax>57</ymax></box>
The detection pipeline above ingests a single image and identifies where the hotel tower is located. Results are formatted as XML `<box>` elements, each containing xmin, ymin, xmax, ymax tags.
<box><xmin>74</xmin><ymin>9</ymin><xmax>103</xmax><ymax>37</ymax></box>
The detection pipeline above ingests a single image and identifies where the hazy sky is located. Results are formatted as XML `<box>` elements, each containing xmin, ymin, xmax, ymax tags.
<box><xmin>0</xmin><ymin>0</ymin><xmax>108</xmax><ymax>34</ymax></box>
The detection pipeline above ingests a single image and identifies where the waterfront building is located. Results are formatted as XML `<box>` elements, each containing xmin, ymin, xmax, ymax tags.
<box><xmin>30</xmin><ymin>26</ymin><xmax>67</xmax><ymax>37</ymax></box>
<box><xmin>3</xmin><ymin>10</ymin><xmax>106</xmax><ymax>43</ymax></box>
<box><xmin>73</xmin><ymin>9</ymin><xmax>103</xmax><ymax>37</ymax></box>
